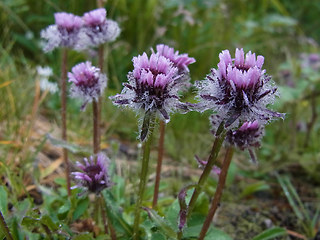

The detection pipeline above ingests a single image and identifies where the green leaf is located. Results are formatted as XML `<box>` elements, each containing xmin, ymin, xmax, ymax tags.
<box><xmin>40</xmin><ymin>215</ymin><xmax>58</xmax><ymax>232</ymax></box>
<box><xmin>181</xmin><ymin>213</ymin><xmax>232</xmax><ymax>240</ymax></box>
<box><xmin>72</xmin><ymin>198</ymin><xmax>89</xmax><ymax>221</ymax></box>
<box><xmin>58</xmin><ymin>201</ymin><xmax>71</xmax><ymax>220</ymax></box>
<box><xmin>151</xmin><ymin>232</ymin><xmax>166</xmax><ymax>240</ymax></box>
<box><xmin>102</xmin><ymin>190</ymin><xmax>132</xmax><ymax>236</ymax></box>
<box><xmin>240</xmin><ymin>181</ymin><xmax>270</xmax><ymax>198</ymax></box>
<box><xmin>276</xmin><ymin>174</ymin><xmax>308</xmax><ymax>220</ymax></box>
<box><xmin>205</xmin><ymin>227</ymin><xmax>233</xmax><ymax>240</ymax></box>
<box><xmin>72</xmin><ymin>233</ymin><xmax>93</xmax><ymax>240</ymax></box>
<box><xmin>252</xmin><ymin>227</ymin><xmax>287</xmax><ymax>240</ymax></box>
<box><xmin>0</xmin><ymin>186</ymin><xmax>8</xmax><ymax>215</ymax></box>
<box><xmin>143</xmin><ymin>207</ymin><xmax>176</xmax><ymax>239</ymax></box>
<box><xmin>22</xmin><ymin>216</ymin><xmax>40</xmax><ymax>227</ymax></box>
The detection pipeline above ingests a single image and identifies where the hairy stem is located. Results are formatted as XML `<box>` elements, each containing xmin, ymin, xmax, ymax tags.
<box><xmin>133</xmin><ymin>115</ymin><xmax>155</xmax><ymax>240</ymax></box>
<box><xmin>187</xmin><ymin>131</ymin><xmax>226</xmax><ymax>219</ymax></box>
<box><xmin>93</xmin><ymin>100</ymin><xmax>100</xmax><ymax>154</ymax></box>
<box><xmin>198</xmin><ymin>147</ymin><xmax>234</xmax><ymax>240</ymax></box>
<box><xmin>0</xmin><ymin>210</ymin><xmax>13</xmax><ymax>240</ymax></box>
<box><xmin>61</xmin><ymin>48</ymin><xmax>71</xmax><ymax>196</ymax></box>
<box><xmin>152</xmin><ymin>120</ymin><xmax>165</xmax><ymax>208</ymax></box>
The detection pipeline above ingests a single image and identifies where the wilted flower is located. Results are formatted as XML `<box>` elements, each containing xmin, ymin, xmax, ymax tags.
<box><xmin>72</xmin><ymin>153</ymin><xmax>112</xmax><ymax>194</ymax></box>
<box><xmin>77</xmin><ymin>8</ymin><xmax>120</xmax><ymax>49</ymax></box>
<box><xmin>68</xmin><ymin>61</ymin><xmax>107</xmax><ymax>110</ymax></box>
<box><xmin>225</xmin><ymin>120</ymin><xmax>264</xmax><ymax>163</ymax></box>
<box><xmin>110</xmin><ymin>52</ymin><xmax>189</xmax><ymax>141</ymax></box>
<box><xmin>41</xmin><ymin>12</ymin><xmax>83</xmax><ymax>52</ymax></box>
<box><xmin>196</xmin><ymin>48</ymin><xmax>284</xmax><ymax>132</ymax></box>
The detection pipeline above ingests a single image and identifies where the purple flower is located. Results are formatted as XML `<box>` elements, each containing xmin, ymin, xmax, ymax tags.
<box><xmin>68</xmin><ymin>61</ymin><xmax>107</xmax><ymax>110</ymax></box>
<box><xmin>154</xmin><ymin>44</ymin><xmax>195</xmax><ymax>73</ymax></box>
<box><xmin>110</xmin><ymin>52</ymin><xmax>189</xmax><ymax>141</ymax></box>
<box><xmin>77</xmin><ymin>8</ymin><xmax>120</xmax><ymax>49</ymax></box>
<box><xmin>154</xmin><ymin>44</ymin><xmax>196</xmax><ymax>90</ymax></box>
<box><xmin>72</xmin><ymin>153</ymin><xmax>112</xmax><ymax>194</ymax></box>
<box><xmin>225</xmin><ymin>120</ymin><xmax>264</xmax><ymax>163</ymax></box>
<box><xmin>55</xmin><ymin>12</ymin><xmax>83</xmax><ymax>30</ymax></box>
<box><xmin>196</xmin><ymin>48</ymin><xmax>284</xmax><ymax>132</ymax></box>
<box><xmin>40</xmin><ymin>12</ymin><xmax>83</xmax><ymax>52</ymax></box>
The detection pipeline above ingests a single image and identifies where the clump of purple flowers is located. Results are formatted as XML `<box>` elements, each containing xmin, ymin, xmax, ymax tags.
<box><xmin>41</xmin><ymin>12</ymin><xmax>83</xmax><ymax>52</ymax></box>
<box><xmin>196</xmin><ymin>48</ymin><xmax>284</xmax><ymax>132</ymax></box>
<box><xmin>225</xmin><ymin>120</ymin><xmax>264</xmax><ymax>162</ymax></box>
<box><xmin>77</xmin><ymin>8</ymin><xmax>120</xmax><ymax>49</ymax></box>
<box><xmin>72</xmin><ymin>153</ymin><xmax>112</xmax><ymax>194</ymax></box>
<box><xmin>110</xmin><ymin>51</ymin><xmax>192</xmax><ymax>141</ymax></box>
<box><xmin>68</xmin><ymin>61</ymin><xmax>107</xmax><ymax>110</ymax></box>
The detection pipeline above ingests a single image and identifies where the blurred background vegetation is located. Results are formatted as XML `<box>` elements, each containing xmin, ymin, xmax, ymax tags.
<box><xmin>1</xmin><ymin>0</ymin><xmax>320</xmax><ymax>239</ymax></box>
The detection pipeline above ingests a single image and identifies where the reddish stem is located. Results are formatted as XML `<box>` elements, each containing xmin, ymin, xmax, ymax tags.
<box><xmin>198</xmin><ymin>147</ymin><xmax>234</xmax><ymax>239</ymax></box>
<box><xmin>93</xmin><ymin>100</ymin><xmax>100</xmax><ymax>154</ymax></box>
<box><xmin>152</xmin><ymin>120</ymin><xmax>165</xmax><ymax>208</ymax></box>
<box><xmin>61</xmin><ymin>48</ymin><xmax>71</xmax><ymax>196</ymax></box>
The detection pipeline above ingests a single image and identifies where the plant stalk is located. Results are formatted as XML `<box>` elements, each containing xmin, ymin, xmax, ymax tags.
<box><xmin>152</xmin><ymin>120</ymin><xmax>165</xmax><ymax>208</ymax></box>
<box><xmin>0</xmin><ymin>210</ymin><xmax>13</xmax><ymax>240</ymax></box>
<box><xmin>198</xmin><ymin>147</ymin><xmax>234</xmax><ymax>240</ymax></box>
<box><xmin>93</xmin><ymin>100</ymin><xmax>100</xmax><ymax>154</ymax></box>
<box><xmin>61</xmin><ymin>48</ymin><xmax>71</xmax><ymax>196</ymax></box>
<box><xmin>97</xmin><ymin>44</ymin><xmax>104</xmax><ymax>151</ymax></box>
<box><xmin>187</xmin><ymin>131</ymin><xmax>226</xmax><ymax>219</ymax></box>
<box><xmin>100</xmin><ymin>194</ymin><xmax>117</xmax><ymax>239</ymax></box>
<box><xmin>133</xmin><ymin>116</ymin><xmax>155</xmax><ymax>240</ymax></box>
<box><xmin>96</xmin><ymin>0</ymin><xmax>105</xmax><ymax>152</ymax></box>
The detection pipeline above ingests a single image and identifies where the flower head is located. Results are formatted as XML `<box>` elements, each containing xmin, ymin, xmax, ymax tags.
<box><xmin>154</xmin><ymin>44</ymin><xmax>196</xmax><ymax>89</ymax></box>
<box><xmin>68</xmin><ymin>61</ymin><xmax>107</xmax><ymax>110</ymax></box>
<box><xmin>225</xmin><ymin>120</ymin><xmax>264</xmax><ymax>163</ymax></box>
<box><xmin>41</xmin><ymin>12</ymin><xmax>83</xmax><ymax>52</ymax></box>
<box><xmin>154</xmin><ymin>44</ymin><xmax>196</xmax><ymax>73</ymax></box>
<box><xmin>55</xmin><ymin>12</ymin><xmax>83</xmax><ymax>30</ymax></box>
<box><xmin>77</xmin><ymin>8</ymin><xmax>120</xmax><ymax>49</ymax></box>
<box><xmin>110</xmin><ymin>52</ymin><xmax>189</xmax><ymax>141</ymax></box>
<box><xmin>196</xmin><ymin>48</ymin><xmax>284</xmax><ymax>132</ymax></box>
<box><xmin>72</xmin><ymin>153</ymin><xmax>112</xmax><ymax>194</ymax></box>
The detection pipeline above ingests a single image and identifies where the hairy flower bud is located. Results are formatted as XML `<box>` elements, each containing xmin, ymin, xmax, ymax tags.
<box><xmin>68</xmin><ymin>61</ymin><xmax>107</xmax><ymax>110</ymax></box>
